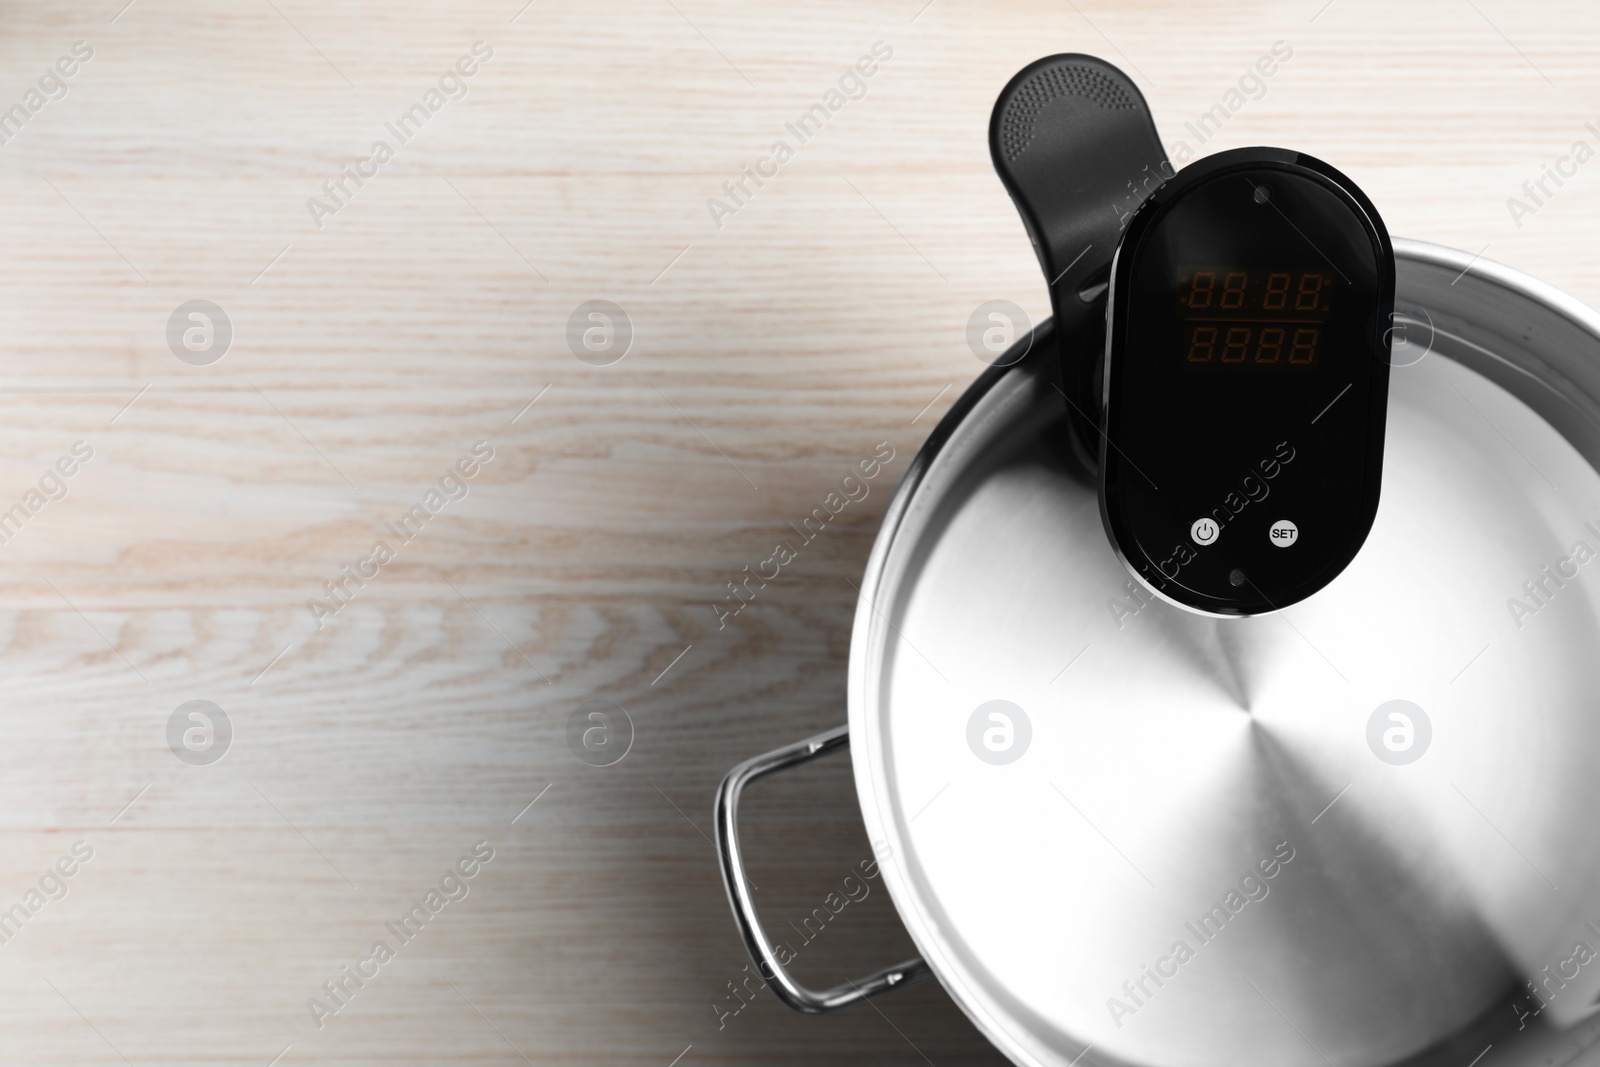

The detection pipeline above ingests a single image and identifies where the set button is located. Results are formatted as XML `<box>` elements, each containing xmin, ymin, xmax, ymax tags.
<box><xmin>1269</xmin><ymin>520</ymin><xmax>1299</xmax><ymax>547</ymax></box>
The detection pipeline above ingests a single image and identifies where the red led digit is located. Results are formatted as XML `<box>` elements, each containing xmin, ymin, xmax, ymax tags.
<box><xmin>1256</xmin><ymin>327</ymin><xmax>1284</xmax><ymax>363</ymax></box>
<box><xmin>1294</xmin><ymin>273</ymin><xmax>1323</xmax><ymax>311</ymax></box>
<box><xmin>1264</xmin><ymin>272</ymin><xmax>1290</xmax><ymax>310</ymax></box>
<box><xmin>1221</xmin><ymin>272</ymin><xmax>1247</xmax><ymax>309</ymax></box>
<box><xmin>1289</xmin><ymin>327</ymin><xmax>1318</xmax><ymax>363</ymax></box>
<box><xmin>1222</xmin><ymin>326</ymin><xmax>1250</xmax><ymax>362</ymax></box>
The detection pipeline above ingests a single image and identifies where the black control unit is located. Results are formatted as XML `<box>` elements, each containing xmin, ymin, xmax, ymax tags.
<box><xmin>1100</xmin><ymin>148</ymin><xmax>1394</xmax><ymax>614</ymax></box>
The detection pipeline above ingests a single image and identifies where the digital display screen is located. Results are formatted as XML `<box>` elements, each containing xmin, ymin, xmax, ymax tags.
<box><xmin>1177</xmin><ymin>267</ymin><xmax>1333</xmax><ymax>369</ymax></box>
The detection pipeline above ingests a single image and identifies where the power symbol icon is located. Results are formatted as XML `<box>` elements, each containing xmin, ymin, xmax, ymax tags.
<box><xmin>1190</xmin><ymin>518</ymin><xmax>1220</xmax><ymax>546</ymax></box>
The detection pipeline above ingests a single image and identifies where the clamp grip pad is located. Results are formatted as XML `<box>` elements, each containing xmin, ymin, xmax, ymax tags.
<box><xmin>989</xmin><ymin>55</ymin><xmax>1168</xmax><ymax>455</ymax></box>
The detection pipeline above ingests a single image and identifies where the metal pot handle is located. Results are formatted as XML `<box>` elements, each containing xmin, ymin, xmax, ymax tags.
<box><xmin>714</xmin><ymin>724</ymin><xmax>931</xmax><ymax>1014</ymax></box>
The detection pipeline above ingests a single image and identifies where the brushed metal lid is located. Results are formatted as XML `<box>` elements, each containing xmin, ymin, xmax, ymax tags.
<box><xmin>849</xmin><ymin>240</ymin><xmax>1600</xmax><ymax>1067</ymax></box>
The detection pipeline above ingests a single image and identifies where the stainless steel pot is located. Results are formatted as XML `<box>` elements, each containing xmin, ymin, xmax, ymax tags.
<box><xmin>717</xmin><ymin>239</ymin><xmax>1600</xmax><ymax>1067</ymax></box>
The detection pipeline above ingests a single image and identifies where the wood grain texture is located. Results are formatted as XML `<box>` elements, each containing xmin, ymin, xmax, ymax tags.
<box><xmin>0</xmin><ymin>0</ymin><xmax>1597</xmax><ymax>1063</ymax></box>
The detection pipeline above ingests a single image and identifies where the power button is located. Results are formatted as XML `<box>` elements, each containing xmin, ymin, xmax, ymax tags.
<box><xmin>1190</xmin><ymin>518</ymin><xmax>1220</xmax><ymax>546</ymax></box>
